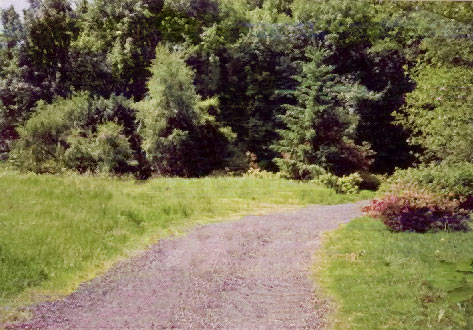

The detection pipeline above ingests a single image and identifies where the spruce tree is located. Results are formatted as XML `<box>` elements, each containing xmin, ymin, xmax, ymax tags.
<box><xmin>273</xmin><ymin>46</ymin><xmax>376</xmax><ymax>179</ymax></box>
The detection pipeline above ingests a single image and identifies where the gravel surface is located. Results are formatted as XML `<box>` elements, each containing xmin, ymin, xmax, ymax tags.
<box><xmin>7</xmin><ymin>202</ymin><xmax>366</xmax><ymax>330</ymax></box>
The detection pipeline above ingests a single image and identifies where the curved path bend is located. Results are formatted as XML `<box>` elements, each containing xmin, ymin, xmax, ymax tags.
<box><xmin>10</xmin><ymin>202</ymin><xmax>366</xmax><ymax>330</ymax></box>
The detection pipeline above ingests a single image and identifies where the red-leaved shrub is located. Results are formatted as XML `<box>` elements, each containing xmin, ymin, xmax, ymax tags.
<box><xmin>363</xmin><ymin>185</ymin><xmax>471</xmax><ymax>233</ymax></box>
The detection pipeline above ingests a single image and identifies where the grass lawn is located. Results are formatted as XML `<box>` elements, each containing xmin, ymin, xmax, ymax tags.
<box><xmin>316</xmin><ymin>217</ymin><xmax>473</xmax><ymax>330</ymax></box>
<box><xmin>0</xmin><ymin>169</ymin><xmax>373</xmax><ymax>322</ymax></box>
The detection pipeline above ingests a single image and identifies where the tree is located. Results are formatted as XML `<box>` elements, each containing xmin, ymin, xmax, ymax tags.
<box><xmin>394</xmin><ymin>66</ymin><xmax>473</xmax><ymax>164</ymax></box>
<box><xmin>355</xmin><ymin>48</ymin><xmax>415</xmax><ymax>173</ymax></box>
<box><xmin>0</xmin><ymin>5</ymin><xmax>24</xmax><ymax>52</ymax></box>
<box><xmin>200</xmin><ymin>5</ymin><xmax>317</xmax><ymax>170</ymax></box>
<box><xmin>273</xmin><ymin>46</ymin><xmax>376</xmax><ymax>180</ymax></box>
<box><xmin>22</xmin><ymin>0</ymin><xmax>79</xmax><ymax>99</ymax></box>
<box><xmin>163</xmin><ymin>0</ymin><xmax>219</xmax><ymax>19</ymax></box>
<box><xmin>289</xmin><ymin>0</ymin><xmax>416</xmax><ymax>173</ymax></box>
<box><xmin>0</xmin><ymin>55</ymin><xmax>40</xmax><ymax>154</ymax></box>
<box><xmin>134</xmin><ymin>45</ymin><xmax>234</xmax><ymax>176</ymax></box>
<box><xmin>70</xmin><ymin>0</ymin><xmax>164</xmax><ymax>99</ymax></box>
<box><xmin>0</xmin><ymin>6</ymin><xmax>38</xmax><ymax>154</ymax></box>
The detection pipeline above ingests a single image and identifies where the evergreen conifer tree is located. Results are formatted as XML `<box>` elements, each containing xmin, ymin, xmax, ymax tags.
<box><xmin>134</xmin><ymin>45</ymin><xmax>234</xmax><ymax>176</ymax></box>
<box><xmin>273</xmin><ymin>46</ymin><xmax>376</xmax><ymax>179</ymax></box>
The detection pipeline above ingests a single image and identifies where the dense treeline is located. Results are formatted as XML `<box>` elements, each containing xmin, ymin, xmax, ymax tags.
<box><xmin>1</xmin><ymin>0</ymin><xmax>472</xmax><ymax>179</ymax></box>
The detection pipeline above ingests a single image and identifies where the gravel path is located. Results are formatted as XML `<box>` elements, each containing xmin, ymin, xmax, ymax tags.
<box><xmin>8</xmin><ymin>202</ymin><xmax>366</xmax><ymax>330</ymax></box>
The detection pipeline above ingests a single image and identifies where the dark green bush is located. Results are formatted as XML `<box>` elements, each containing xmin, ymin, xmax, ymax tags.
<box><xmin>359</xmin><ymin>171</ymin><xmax>383</xmax><ymax>191</ymax></box>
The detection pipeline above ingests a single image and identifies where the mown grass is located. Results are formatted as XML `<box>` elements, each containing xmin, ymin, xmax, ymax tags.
<box><xmin>316</xmin><ymin>217</ymin><xmax>473</xmax><ymax>330</ymax></box>
<box><xmin>0</xmin><ymin>169</ymin><xmax>373</xmax><ymax>322</ymax></box>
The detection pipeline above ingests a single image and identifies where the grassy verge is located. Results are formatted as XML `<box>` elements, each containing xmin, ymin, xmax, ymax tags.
<box><xmin>0</xmin><ymin>169</ymin><xmax>373</xmax><ymax>322</ymax></box>
<box><xmin>316</xmin><ymin>217</ymin><xmax>473</xmax><ymax>330</ymax></box>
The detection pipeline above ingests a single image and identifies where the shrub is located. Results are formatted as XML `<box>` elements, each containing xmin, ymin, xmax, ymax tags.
<box><xmin>88</xmin><ymin>94</ymin><xmax>137</xmax><ymax>138</ymax></box>
<box><xmin>10</xmin><ymin>93</ymin><xmax>90</xmax><ymax>173</ymax></box>
<box><xmin>244</xmin><ymin>168</ymin><xmax>281</xmax><ymax>179</ymax></box>
<box><xmin>64</xmin><ymin>131</ymin><xmax>97</xmax><ymax>173</ymax></box>
<box><xmin>359</xmin><ymin>171</ymin><xmax>383</xmax><ymax>191</ymax></box>
<box><xmin>363</xmin><ymin>188</ymin><xmax>471</xmax><ymax>233</ymax></box>
<box><xmin>337</xmin><ymin>173</ymin><xmax>363</xmax><ymax>195</ymax></box>
<box><xmin>11</xmin><ymin>92</ymin><xmax>140</xmax><ymax>175</ymax></box>
<box><xmin>391</xmin><ymin>209</ymin><xmax>469</xmax><ymax>233</ymax></box>
<box><xmin>64</xmin><ymin>123</ymin><xmax>135</xmax><ymax>174</ymax></box>
<box><xmin>276</xmin><ymin>160</ymin><xmax>326</xmax><ymax>180</ymax></box>
<box><xmin>318</xmin><ymin>172</ymin><xmax>362</xmax><ymax>194</ymax></box>
<box><xmin>387</xmin><ymin>162</ymin><xmax>473</xmax><ymax>199</ymax></box>
<box><xmin>318</xmin><ymin>172</ymin><xmax>339</xmax><ymax>190</ymax></box>
<box><xmin>93</xmin><ymin>122</ymin><xmax>136</xmax><ymax>173</ymax></box>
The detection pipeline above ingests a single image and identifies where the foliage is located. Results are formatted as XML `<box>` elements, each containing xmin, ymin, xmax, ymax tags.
<box><xmin>63</xmin><ymin>131</ymin><xmax>97</xmax><ymax>173</ymax></box>
<box><xmin>363</xmin><ymin>187</ymin><xmax>471</xmax><ymax>233</ymax></box>
<box><xmin>387</xmin><ymin>162</ymin><xmax>473</xmax><ymax>200</ymax></box>
<box><xmin>430</xmin><ymin>259</ymin><xmax>473</xmax><ymax>305</ymax></box>
<box><xmin>359</xmin><ymin>171</ymin><xmax>383</xmax><ymax>191</ymax></box>
<box><xmin>2</xmin><ymin>0</ymin><xmax>473</xmax><ymax>177</ymax></box>
<box><xmin>64</xmin><ymin>123</ymin><xmax>135</xmax><ymax>174</ymax></box>
<box><xmin>277</xmin><ymin>161</ymin><xmax>327</xmax><ymax>181</ymax></box>
<box><xmin>0</xmin><ymin>6</ymin><xmax>37</xmax><ymax>153</ymax></box>
<box><xmin>291</xmin><ymin>0</ymin><xmax>416</xmax><ymax>173</ymax></box>
<box><xmin>134</xmin><ymin>44</ymin><xmax>233</xmax><ymax>177</ymax></box>
<box><xmin>355</xmin><ymin>48</ymin><xmax>415</xmax><ymax>173</ymax></box>
<box><xmin>244</xmin><ymin>168</ymin><xmax>281</xmax><ymax>179</ymax></box>
<box><xmin>273</xmin><ymin>46</ymin><xmax>377</xmax><ymax>179</ymax></box>
<box><xmin>336</xmin><ymin>173</ymin><xmax>363</xmax><ymax>195</ymax></box>
<box><xmin>394</xmin><ymin>66</ymin><xmax>473</xmax><ymax>163</ymax></box>
<box><xmin>11</xmin><ymin>93</ymin><xmax>139</xmax><ymax>174</ymax></box>
<box><xmin>368</xmin><ymin>163</ymin><xmax>473</xmax><ymax>232</ymax></box>
<box><xmin>93</xmin><ymin>123</ymin><xmax>135</xmax><ymax>173</ymax></box>
<box><xmin>317</xmin><ymin>172</ymin><xmax>338</xmax><ymax>190</ymax></box>
<box><xmin>318</xmin><ymin>172</ymin><xmax>362</xmax><ymax>195</ymax></box>
<box><xmin>10</xmin><ymin>93</ymin><xmax>91</xmax><ymax>173</ymax></box>
<box><xmin>198</xmin><ymin>7</ymin><xmax>315</xmax><ymax>170</ymax></box>
<box><xmin>0</xmin><ymin>54</ymin><xmax>39</xmax><ymax>153</ymax></box>
<box><xmin>71</xmin><ymin>0</ymin><xmax>164</xmax><ymax>99</ymax></box>
<box><xmin>317</xmin><ymin>217</ymin><xmax>473</xmax><ymax>330</ymax></box>
<box><xmin>22</xmin><ymin>0</ymin><xmax>79</xmax><ymax>99</ymax></box>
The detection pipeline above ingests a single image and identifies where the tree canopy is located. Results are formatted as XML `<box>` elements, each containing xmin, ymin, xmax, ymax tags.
<box><xmin>1</xmin><ymin>0</ymin><xmax>471</xmax><ymax>177</ymax></box>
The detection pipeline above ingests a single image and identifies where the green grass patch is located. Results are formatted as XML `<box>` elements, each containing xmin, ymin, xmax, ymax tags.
<box><xmin>316</xmin><ymin>217</ymin><xmax>473</xmax><ymax>330</ymax></box>
<box><xmin>0</xmin><ymin>169</ymin><xmax>372</xmax><ymax>322</ymax></box>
